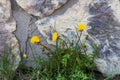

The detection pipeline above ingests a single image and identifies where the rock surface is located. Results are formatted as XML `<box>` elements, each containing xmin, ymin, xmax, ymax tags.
<box><xmin>11</xmin><ymin>0</ymin><xmax>48</xmax><ymax>66</ymax></box>
<box><xmin>15</xmin><ymin>0</ymin><xmax>68</xmax><ymax>18</ymax></box>
<box><xmin>36</xmin><ymin>0</ymin><xmax>93</xmax><ymax>45</ymax></box>
<box><xmin>0</xmin><ymin>0</ymin><xmax>20</xmax><ymax>70</ymax></box>
<box><xmin>88</xmin><ymin>0</ymin><xmax>120</xmax><ymax>76</ymax></box>
<box><xmin>36</xmin><ymin>0</ymin><xmax>120</xmax><ymax>76</ymax></box>
<box><xmin>0</xmin><ymin>0</ymin><xmax>11</xmax><ymax>22</ymax></box>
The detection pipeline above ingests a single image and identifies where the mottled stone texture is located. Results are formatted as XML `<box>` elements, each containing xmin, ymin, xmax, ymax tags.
<box><xmin>0</xmin><ymin>0</ymin><xmax>11</xmax><ymax>22</ymax></box>
<box><xmin>88</xmin><ymin>0</ymin><xmax>120</xmax><ymax>76</ymax></box>
<box><xmin>36</xmin><ymin>0</ymin><xmax>93</xmax><ymax>45</ymax></box>
<box><xmin>0</xmin><ymin>0</ymin><xmax>20</xmax><ymax>70</ymax></box>
<box><xmin>15</xmin><ymin>0</ymin><xmax>68</xmax><ymax>17</ymax></box>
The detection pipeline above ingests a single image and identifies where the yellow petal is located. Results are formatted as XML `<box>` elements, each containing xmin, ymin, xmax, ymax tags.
<box><xmin>30</xmin><ymin>36</ymin><xmax>40</xmax><ymax>44</ymax></box>
<box><xmin>52</xmin><ymin>32</ymin><xmax>58</xmax><ymax>41</ymax></box>
<box><xmin>77</xmin><ymin>24</ymin><xmax>86</xmax><ymax>31</ymax></box>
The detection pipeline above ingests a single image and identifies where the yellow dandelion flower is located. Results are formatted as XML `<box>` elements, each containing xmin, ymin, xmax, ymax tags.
<box><xmin>23</xmin><ymin>53</ymin><xmax>27</xmax><ymax>58</ymax></box>
<box><xmin>30</xmin><ymin>36</ymin><xmax>40</xmax><ymax>44</ymax></box>
<box><xmin>52</xmin><ymin>32</ymin><xmax>58</xmax><ymax>41</ymax></box>
<box><xmin>77</xmin><ymin>24</ymin><xmax>86</xmax><ymax>31</ymax></box>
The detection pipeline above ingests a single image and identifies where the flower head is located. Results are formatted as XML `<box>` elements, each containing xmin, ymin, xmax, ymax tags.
<box><xmin>77</xmin><ymin>24</ymin><xmax>86</xmax><ymax>31</ymax></box>
<box><xmin>23</xmin><ymin>53</ymin><xmax>27</xmax><ymax>58</ymax></box>
<box><xmin>30</xmin><ymin>36</ymin><xmax>40</xmax><ymax>44</ymax></box>
<box><xmin>52</xmin><ymin>32</ymin><xmax>58</xmax><ymax>41</ymax></box>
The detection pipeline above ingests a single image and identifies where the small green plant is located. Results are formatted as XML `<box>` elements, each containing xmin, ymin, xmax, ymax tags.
<box><xmin>29</xmin><ymin>23</ymin><xmax>98</xmax><ymax>80</ymax></box>
<box><xmin>0</xmin><ymin>45</ymin><xmax>16</xmax><ymax>80</ymax></box>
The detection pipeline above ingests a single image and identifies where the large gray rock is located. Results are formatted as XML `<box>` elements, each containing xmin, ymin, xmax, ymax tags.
<box><xmin>88</xmin><ymin>0</ymin><xmax>120</xmax><ymax>76</ymax></box>
<box><xmin>0</xmin><ymin>0</ymin><xmax>11</xmax><ymax>22</ymax></box>
<box><xmin>36</xmin><ymin>0</ymin><xmax>120</xmax><ymax>76</ymax></box>
<box><xmin>11</xmin><ymin>0</ymin><xmax>48</xmax><ymax>66</ymax></box>
<box><xmin>0</xmin><ymin>0</ymin><xmax>20</xmax><ymax>70</ymax></box>
<box><xmin>36</xmin><ymin>0</ymin><xmax>93</xmax><ymax>45</ymax></box>
<box><xmin>15</xmin><ymin>0</ymin><xmax>69</xmax><ymax>18</ymax></box>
